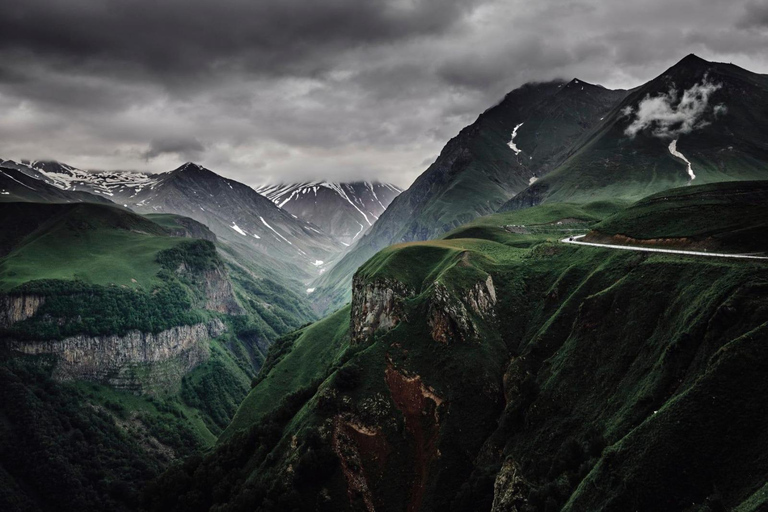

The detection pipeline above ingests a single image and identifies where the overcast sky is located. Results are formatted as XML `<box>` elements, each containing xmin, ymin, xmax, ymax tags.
<box><xmin>1</xmin><ymin>0</ymin><xmax>766</xmax><ymax>188</ymax></box>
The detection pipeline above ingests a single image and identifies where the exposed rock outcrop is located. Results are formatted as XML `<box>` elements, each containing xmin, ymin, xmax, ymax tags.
<box><xmin>200</xmin><ymin>267</ymin><xmax>245</xmax><ymax>315</ymax></box>
<box><xmin>166</xmin><ymin>216</ymin><xmax>217</xmax><ymax>242</ymax></box>
<box><xmin>331</xmin><ymin>414</ymin><xmax>388</xmax><ymax>512</ymax></box>
<box><xmin>491</xmin><ymin>459</ymin><xmax>529</xmax><ymax>512</ymax></box>
<box><xmin>428</xmin><ymin>274</ymin><xmax>497</xmax><ymax>343</ymax></box>
<box><xmin>0</xmin><ymin>295</ymin><xmax>45</xmax><ymax>327</ymax></box>
<box><xmin>351</xmin><ymin>275</ymin><xmax>415</xmax><ymax>343</ymax></box>
<box><xmin>9</xmin><ymin>319</ymin><xmax>225</xmax><ymax>394</ymax></box>
<box><xmin>175</xmin><ymin>262</ymin><xmax>244</xmax><ymax>315</ymax></box>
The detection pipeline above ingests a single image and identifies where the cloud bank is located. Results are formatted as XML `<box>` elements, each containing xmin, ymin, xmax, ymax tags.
<box><xmin>624</xmin><ymin>77</ymin><xmax>724</xmax><ymax>139</ymax></box>
<box><xmin>0</xmin><ymin>0</ymin><xmax>766</xmax><ymax>188</ymax></box>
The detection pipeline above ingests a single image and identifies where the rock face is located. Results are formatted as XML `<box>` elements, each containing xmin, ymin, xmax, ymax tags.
<box><xmin>174</xmin><ymin>261</ymin><xmax>245</xmax><ymax>316</ymax></box>
<box><xmin>0</xmin><ymin>295</ymin><xmax>45</xmax><ymax>327</ymax></box>
<box><xmin>428</xmin><ymin>275</ymin><xmax>497</xmax><ymax>343</ymax></box>
<box><xmin>491</xmin><ymin>459</ymin><xmax>529</xmax><ymax>512</ymax></box>
<box><xmin>9</xmin><ymin>319</ymin><xmax>225</xmax><ymax>394</ymax></box>
<box><xmin>200</xmin><ymin>267</ymin><xmax>245</xmax><ymax>315</ymax></box>
<box><xmin>350</xmin><ymin>275</ymin><xmax>415</xmax><ymax>343</ymax></box>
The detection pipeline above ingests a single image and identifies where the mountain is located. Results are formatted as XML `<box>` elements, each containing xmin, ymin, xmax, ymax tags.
<box><xmin>256</xmin><ymin>181</ymin><xmax>402</xmax><ymax>247</ymax></box>
<box><xmin>2</xmin><ymin>159</ymin><xmax>161</xmax><ymax>199</ymax></box>
<box><xmin>146</xmin><ymin>180</ymin><xmax>768</xmax><ymax>512</ymax></box>
<box><xmin>0</xmin><ymin>165</ymin><xmax>114</xmax><ymax>204</ymax></box>
<box><xmin>503</xmin><ymin>54</ymin><xmax>768</xmax><ymax>209</ymax></box>
<box><xmin>310</xmin><ymin>78</ymin><xmax>627</xmax><ymax>313</ymax></box>
<box><xmin>0</xmin><ymin>200</ymin><xmax>317</xmax><ymax>510</ymax></box>
<box><xmin>3</xmin><ymin>160</ymin><xmax>342</xmax><ymax>282</ymax></box>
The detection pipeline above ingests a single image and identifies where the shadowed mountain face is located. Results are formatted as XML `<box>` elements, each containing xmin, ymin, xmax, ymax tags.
<box><xmin>309</xmin><ymin>78</ymin><xmax>628</xmax><ymax>314</ymax></box>
<box><xmin>3</xmin><ymin>160</ymin><xmax>342</xmax><ymax>282</ymax></box>
<box><xmin>257</xmin><ymin>181</ymin><xmax>402</xmax><ymax>247</ymax></box>
<box><xmin>503</xmin><ymin>54</ymin><xmax>768</xmax><ymax>209</ymax></box>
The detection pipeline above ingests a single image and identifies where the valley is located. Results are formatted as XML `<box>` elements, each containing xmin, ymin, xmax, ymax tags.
<box><xmin>2</xmin><ymin>53</ymin><xmax>768</xmax><ymax>512</ymax></box>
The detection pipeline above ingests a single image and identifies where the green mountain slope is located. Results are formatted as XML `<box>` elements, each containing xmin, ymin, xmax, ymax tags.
<box><xmin>0</xmin><ymin>201</ymin><xmax>316</xmax><ymax>511</ymax></box>
<box><xmin>311</xmin><ymin>80</ymin><xmax>627</xmax><ymax>314</ymax></box>
<box><xmin>584</xmin><ymin>180</ymin><xmax>768</xmax><ymax>254</ymax></box>
<box><xmin>147</xmin><ymin>181</ymin><xmax>768</xmax><ymax>511</ymax></box>
<box><xmin>503</xmin><ymin>54</ymin><xmax>768</xmax><ymax>209</ymax></box>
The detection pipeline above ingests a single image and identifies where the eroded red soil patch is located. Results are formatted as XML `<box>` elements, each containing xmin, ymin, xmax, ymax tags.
<box><xmin>384</xmin><ymin>361</ymin><xmax>443</xmax><ymax>512</ymax></box>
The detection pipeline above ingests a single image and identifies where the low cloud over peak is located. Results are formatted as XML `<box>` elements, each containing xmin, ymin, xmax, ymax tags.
<box><xmin>624</xmin><ymin>76</ymin><xmax>725</xmax><ymax>139</ymax></box>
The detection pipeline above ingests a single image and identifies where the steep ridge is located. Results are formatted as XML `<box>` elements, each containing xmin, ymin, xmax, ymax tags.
<box><xmin>503</xmin><ymin>54</ymin><xmax>768</xmax><ymax>209</ymax></box>
<box><xmin>257</xmin><ymin>181</ymin><xmax>402</xmax><ymax>247</ymax></box>
<box><xmin>0</xmin><ymin>165</ymin><xmax>113</xmax><ymax>204</ymax></box>
<box><xmin>310</xmin><ymin>79</ymin><xmax>627</xmax><ymax>314</ymax></box>
<box><xmin>4</xmin><ymin>159</ymin><xmax>161</xmax><ymax>199</ymax></box>
<box><xmin>147</xmin><ymin>182</ymin><xmax>768</xmax><ymax>511</ymax></box>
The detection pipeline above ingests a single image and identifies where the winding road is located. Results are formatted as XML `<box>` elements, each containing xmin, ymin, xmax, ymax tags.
<box><xmin>561</xmin><ymin>234</ymin><xmax>768</xmax><ymax>261</ymax></box>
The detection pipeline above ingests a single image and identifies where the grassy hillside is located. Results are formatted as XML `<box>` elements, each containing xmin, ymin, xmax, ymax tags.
<box><xmin>0</xmin><ymin>201</ymin><xmax>317</xmax><ymax>512</ymax></box>
<box><xmin>587</xmin><ymin>180</ymin><xmax>768</xmax><ymax>253</ymax></box>
<box><xmin>0</xmin><ymin>203</ymin><xmax>181</xmax><ymax>292</ymax></box>
<box><xmin>146</xmin><ymin>183</ymin><xmax>768</xmax><ymax>511</ymax></box>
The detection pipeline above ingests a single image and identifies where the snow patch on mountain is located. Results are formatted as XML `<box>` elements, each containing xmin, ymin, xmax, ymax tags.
<box><xmin>231</xmin><ymin>223</ymin><xmax>247</xmax><ymax>236</ymax></box>
<box><xmin>260</xmin><ymin>216</ymin><xmax>292</xmax><ymax>245</ymax></box>
<box><xmin>668</xmin><ymin>139</ymin><xmax>696</xmax><ymax>180</ymax></box>
<box><xmin>6</xmin><ymin>160</ymin><xmax>161</xmax><ymax>197</ymax></box>
<box><xmin>508</xmin><ymin>123</ymin><xmax>524</xmax><ymax>155</ymax></box>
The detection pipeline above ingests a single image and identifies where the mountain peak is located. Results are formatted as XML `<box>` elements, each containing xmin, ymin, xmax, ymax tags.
<box><xmin>179</xmin><ymin>162</ymin><xmax>205</xmax><ymax>171</ymax></box>
<box><xmin>678</xmin><ymin>53</ymin><xmax>709</xmax><ymax>66</ymax></box>
<box><xmin>171</xmin><ymin>162</ymin><xmax>218</xmax><ymax>178</ymax></box>
<box><xmin>558</xmin><ymin>78</ymin><xmax>606</xmax><ymax>93</ymax></box>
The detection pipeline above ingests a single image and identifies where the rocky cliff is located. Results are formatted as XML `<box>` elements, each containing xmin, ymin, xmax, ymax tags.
<box><xmin>9</xmin><ymin>319</ymin><xmax>225</xmax><ymax>394</ymax></box>
<box><xmin>200</xmin><ymin>267</ymin><xmax>245</xmax><ymax>315</ymax></box>
<box><xmin>173</xmin><ymin>261</ymin><xmax>245</xmax><ymax>316</ymax></box>
<box><xmin>350</xmin><ymin>275</ymin><xmax>414</xmax><ymax>343</ymax></box>
<box><xmin>428</xmin><ymin>274</ymin><xmax>497</xmax><ymax>343</ymax></box>
<box><xmin>0</xmin><ymin>295</ymin><xmax>45</xmax><ymax>327</ymax></box>
<box><xmin>350</xmin><ymin>270</ymin><xmax>497</xmax><ymax>345</ymax></box>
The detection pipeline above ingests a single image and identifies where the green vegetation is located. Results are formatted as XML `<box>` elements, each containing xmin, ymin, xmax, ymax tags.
<box><xmin>0</xmin><ymin>201</ymin><xmax>319</xmax><ymax>511</ymax></box>
<box><xmin>3</xmin><ymin>279</ymin><xmax>202</xmax><ymax>340</ymax></box>
<box><xmin>147</xmin><ymin>181</ymin><xmax>768</xmax><ymax>511</ymax></box>
<box><xmin>0</xmin><ymin>202</ymin><xmax>182</xmax><ymax>291</ymax></box>
<box><xmin>0</xmin><ymin>355</ymin><xmax>210</xmax><ymax>512</ymax></box>
<box><xmin>222</xmin><ymin>306</ymin><xmax>352</xmax><ymax>439</ymax></box>
<box><xmin>590</xmin><ymin>180</ymin><xmax>768</xmax><ymax>253</ymax></box>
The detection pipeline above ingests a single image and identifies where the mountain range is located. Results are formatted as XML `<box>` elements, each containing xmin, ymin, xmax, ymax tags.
<box><xmin>3</xmin><ymin>54</ymin><xmax>768</xmax><ymax>512</ymax></box>
<box><xmin>257</xmin><ymin>182</ymin><xmax>401</xmax><ymax>247</ymax></box>
<box><xmin>310</xmin><ymin>54</ymin><xmax>768</xmax><ymax>314</ymax></box>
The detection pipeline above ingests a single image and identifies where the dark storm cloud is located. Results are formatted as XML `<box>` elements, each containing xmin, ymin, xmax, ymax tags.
<box><xmin>739</xmin><ymin>1</ymin><xmax>768</xmax><ymax>28</ymax></box>
<box><xmin>0</xmin><ymin>0</ymin><xmax>476</xmax><ymax>84</ymax></box>
<box><xmin>142</xmin><ymin>137</ymin><xmax>205</xmax><ymax>160</ymax></box>
<box><xmin>0</xmin><ymin>0</ymin><xmax>766</xmax><ymax>188</ymax></box>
